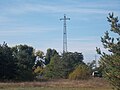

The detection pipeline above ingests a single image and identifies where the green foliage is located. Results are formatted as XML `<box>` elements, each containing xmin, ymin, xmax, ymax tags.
<box><xmin>100</xmin><ymin>55</ymin><xmax>120</xmax><ymax>89</ymax></box>
<box><xmin>0</xmin><ymin>43</ymin><xmax>36</xmax><ymax>81</ymax></box>
<box><xmin>34</xmin><ymin>66</ymin><xmax>45</xmax><ymax>81</ymax></box>
<box><xmin>69</xmin><ymin>64</ymin><xmax>91</xmax><ymax>80</ymax></box>
<box><xmin>12</xmin><ymin>45</ymin><xmax>35</xmax><ymax>81</ymax></box>
<box><xmin>0</xmin><ymin>43</ymin><xmax>85</xmax><ymax>81</ymax></box>
<box><xmin>97</xmin><ymin>13</ymin><xmax>120</xmax><ymax>90</ymax></box>
<box><xmin>45</xmin><ymin>48</ymin><xmax>58</xmax><ymax>65</ymax></box>
<box><xmin>61</xmin><ymin>52</ymin><xmax>84</xmax><ymax>78</ymax></box>
<box><xmin>44</xmin><ymin>54</ymin><xmax>63</xmax><ymax>79</ymax></box>
<box><xmin>35</xmin><ymin>50</ymin><xmax>44</xmax><ymax>58</ymax></box>
<box><xmin>44</xmin><ymin>52</ymin><xmax>84</xmax><ymax>79</ymax></box>
<box><xmin>34</xmin><ymin>66</ymin><xmax>44</xmax><ymax>74</ymax></box>
<box><xmin>0</xmin><ymin>42</ymin><xmax>17</xmax><ymax>81</ymax></box>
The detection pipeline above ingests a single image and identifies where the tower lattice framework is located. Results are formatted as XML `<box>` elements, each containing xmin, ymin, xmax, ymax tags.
<box><xmin>60</xmin><ymin>14</ymin><xmax>70</xmax><ymax>53</ymax></box>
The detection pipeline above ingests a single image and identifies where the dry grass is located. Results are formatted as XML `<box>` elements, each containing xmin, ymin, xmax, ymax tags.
<box><xmin>0</xmin><ymin>78</ymin><xmax>111</xmax><ymax>89</ymax></box>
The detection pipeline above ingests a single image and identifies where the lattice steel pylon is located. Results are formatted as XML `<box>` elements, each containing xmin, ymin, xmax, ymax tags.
<box><xmin>60</xmin><ymin>14</ymin><xmax>70</xmax><ymax>53</ymax></box>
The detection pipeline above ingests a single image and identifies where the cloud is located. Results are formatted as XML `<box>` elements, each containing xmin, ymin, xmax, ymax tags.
<box><xmin>0</xmin><ymin>26</ymin><xmax>59</xmax><ymax>36</ymax></box>
<box><xmin>1</xmin><ymin>1</ymin><xmax>119</xmax><ymax>15</ymax></box>
<box><xmin>68</xmin><ymin>36</ymin><xmax>100</xmax><ymax>42</ymax></box>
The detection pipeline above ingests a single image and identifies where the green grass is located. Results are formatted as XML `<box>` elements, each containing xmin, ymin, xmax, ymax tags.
<box><xmin>0</xmin><ymin>87</ymin><xmax>112</xmax><ymax>90</ymax></box>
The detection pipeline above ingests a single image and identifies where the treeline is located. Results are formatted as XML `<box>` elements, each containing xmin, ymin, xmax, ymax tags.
<box><xmin>0</xmin><ymin>42</ymin><xmax>35</xmax><ymax>81</ymax></box>
<box><xmin>0</xmin><ymin>42</ymin><xmax>95</xmax><ymax>81</ymax></box>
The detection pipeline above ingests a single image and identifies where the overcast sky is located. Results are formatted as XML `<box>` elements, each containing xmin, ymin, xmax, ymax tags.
<box><xmin>0</xmin><ymin>0</ymin><xmax>120</xmax><ymax>62</ymax></box>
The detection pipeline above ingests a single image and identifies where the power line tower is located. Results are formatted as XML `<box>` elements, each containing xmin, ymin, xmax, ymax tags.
<box><xmin>60</xmin><ymin>14</ymin><xmax>70</xmax><ymax>53</ymax></box>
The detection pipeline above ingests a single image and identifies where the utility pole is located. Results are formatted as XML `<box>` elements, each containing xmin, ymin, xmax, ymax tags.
<box><xmin>60</xmin><ymin>14</ymin><xmax>70</xmax><ymax>53</ymax></box>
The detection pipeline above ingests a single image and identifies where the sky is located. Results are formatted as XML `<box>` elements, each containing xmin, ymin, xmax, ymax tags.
<box><xmin>0</xmin><ymin>0</ymin><xmax>120</xmax><ymax>63</ymax></box>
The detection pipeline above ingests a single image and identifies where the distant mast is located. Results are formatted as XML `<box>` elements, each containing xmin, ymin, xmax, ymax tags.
<box><xmin>60</xmin><ymin>14</ymin><xmax>70</xmax><ymax>53</ymax></box>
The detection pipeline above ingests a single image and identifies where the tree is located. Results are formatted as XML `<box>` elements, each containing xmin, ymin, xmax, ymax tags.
<box><xmin>69</xmin><ymin>64</ymin><xmax>91</xmax><ymax>80</ymax></box>
<box><xmin>61</xmin><ymin>52</ymin><xmax>84</xmax><ymax>78</ymax></box>
<box><xmin>0</xmin><ymin>42</ymin><xmax>17</xmax><ymax>81</ymax></box>
<box><xmin>44</xmin><ymin>52</ymin><xmax>84</xmax><ymax>79</ymax></box>
<box><xmin>45</xmin><ymin>48</ymin><xmax>58</xmax><ymax>65</ymax></box>
<box><xmin>44</xmin><ymin>54</ymin><xmax>63</xmax><ymax>79</ymax></box>
<box><xmin>35</xmin><ymin>50</ymin><xmax>44</xmax><ymax>58</ymax></box>
<box><xmin>96</xmin><ymin>13</ymin><xmax>120</xmax><ymax>90</ymax></box>
<box><xmin>12</xmin><ymin>45</ymin><xmax>35</xmax><ymax>81</ymax></box>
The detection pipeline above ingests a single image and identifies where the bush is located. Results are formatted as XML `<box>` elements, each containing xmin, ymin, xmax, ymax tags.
<box><xmin>34</xmin><ymin>66</ymin><xmax>44</xmax><ymax>75</ymax></box>
<box><xmin>69</xmin><ymin>64</ymin><xmax>91</xmax><ymax>80</ymax></box>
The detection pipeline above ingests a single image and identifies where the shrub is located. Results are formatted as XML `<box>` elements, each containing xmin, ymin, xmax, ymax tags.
<box><xmin>69</xmin><ymin>64</ymin><xmax>91</xmax><ymax>80</ymax></box>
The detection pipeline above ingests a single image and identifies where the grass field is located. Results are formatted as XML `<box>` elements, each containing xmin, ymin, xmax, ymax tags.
<box><xmin>0</xmin><ymin>78</ymin><xmax>112</xmax><ymax>90</ymax></box>
<box><xmin>0</xmin><ymin>87</ymin><xmax>112</xmax><ymax>90</ymax></box>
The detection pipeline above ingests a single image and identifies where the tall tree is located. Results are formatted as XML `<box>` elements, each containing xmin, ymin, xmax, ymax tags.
<box><xmin>61</xmin><ymin>52</ymin><xmax>84</xmax><ymax>78</ymax></box>
<box><xmin>97</xmin><ymin>13</ymin><xmax>120</xmax><ymax>90</ymax></box>
<box><xmin>44</xmin><ymin>54</ymin><xmax>62</xmax><ymax>79</ymax></box>
<box><xmin>45</xmin><ymin>48</ymin><xmax>58</xmax><ymax>65</ymax></box>
<box><xmin>12</xmin><ymin>45</ymin><xmax>35</xmax><ymax>81</ymax></box>
<box><xmin>0</xmin><ymin>42</ymin><xmax>17</xmax><ymax>81</ymax></box>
